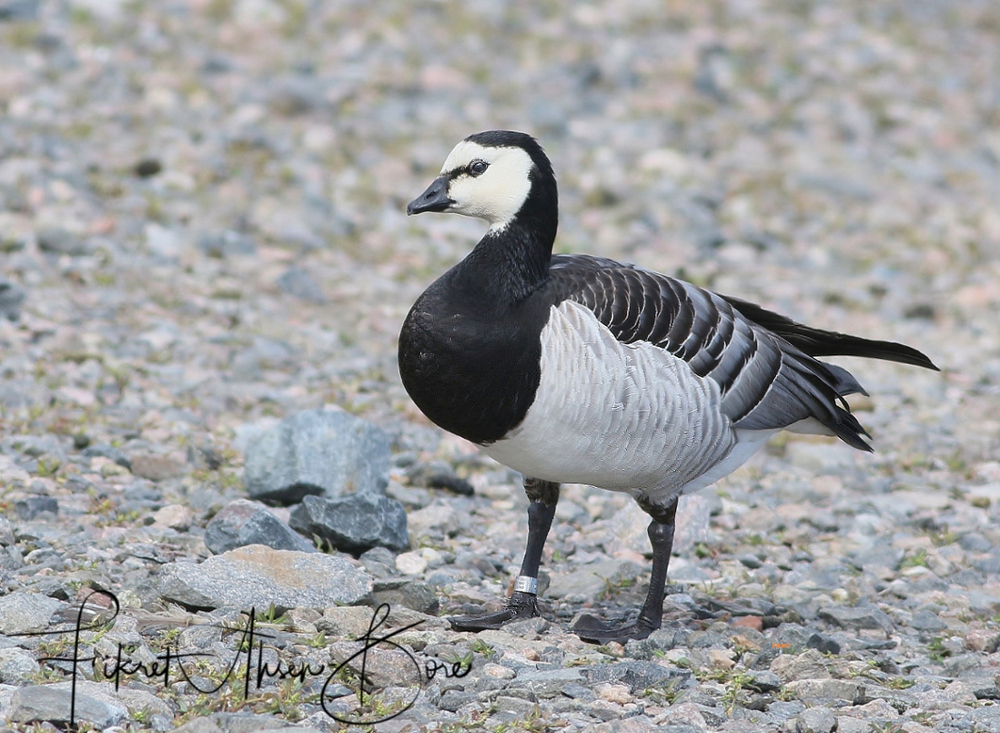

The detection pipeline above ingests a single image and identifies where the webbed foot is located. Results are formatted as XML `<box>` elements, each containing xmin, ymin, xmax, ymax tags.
<box><xmin>449</xmin><ymin>590</ymin><xmax>541</xmax><ymax>632</ymax></box>
<box><xmin>571</xmin><ymin>612</ymin><xmax>659</xmax><ymax>644</ymax></box>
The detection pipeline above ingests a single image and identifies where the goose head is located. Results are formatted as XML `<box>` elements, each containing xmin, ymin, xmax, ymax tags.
<box><xmin>407</xmin><ymin>130</ymin><xmax>556</xmax><ymax>234</ymax></box>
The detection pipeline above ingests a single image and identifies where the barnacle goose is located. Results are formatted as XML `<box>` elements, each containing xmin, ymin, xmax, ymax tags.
<box><xmin>399</xmin><ymin>130</ymin><xmax>938</xmax><ymax>643</ymax></box>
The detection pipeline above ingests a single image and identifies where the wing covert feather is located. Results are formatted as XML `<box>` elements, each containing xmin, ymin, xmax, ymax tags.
<box><xmin>547</xmin><ymin>254</ymin><xmax>873</xmax><ymax>449</ymax></box>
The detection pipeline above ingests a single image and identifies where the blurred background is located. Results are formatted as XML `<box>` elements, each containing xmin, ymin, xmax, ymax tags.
<box><xmin>3</xmin><ymin>0</ymin><xmax>999</xmax><ymax>515</ymax></box>
<box><xmin>2</xmin><ymin>0</ymin><xmax>998</xmax><ymax>516</ymax></box>
<box><xmin>3</xmin><ymin>0</ymin><xmax>996</xmax><ymax>444</ymax></box>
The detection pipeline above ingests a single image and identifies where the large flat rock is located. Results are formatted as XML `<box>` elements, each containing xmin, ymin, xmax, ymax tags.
<box><xmin>158</xmin><ymin>544</ymin><xmax>373</xmax><ymax>612</ymax></box>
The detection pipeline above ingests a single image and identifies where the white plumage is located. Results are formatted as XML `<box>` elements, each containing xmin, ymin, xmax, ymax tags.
<box><xmin>484</xmin><ymin>300</ymin><xmax>752</xmax><ymax>503</ymax></box>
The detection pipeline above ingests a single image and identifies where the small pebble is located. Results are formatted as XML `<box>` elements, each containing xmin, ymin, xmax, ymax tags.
<box><xmin>594</xmin><ymin>682</ymin><xmax>632</xmax><ymax>704</ymax></box>
<box><xmin>395</xmin><ymin>551</ymin><xmax>428</xmax><ymax>575</ymax></box>
<box><xmin>152</xmin><ymin>504</ymin><xmax>193</xmax><ymax>531</ymax></box>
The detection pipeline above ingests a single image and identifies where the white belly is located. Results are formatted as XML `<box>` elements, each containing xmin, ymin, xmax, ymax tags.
<box><xmin>482</xmin><ymin>301</ymin><xmax>767</xmax><ymax>504</ymax></box>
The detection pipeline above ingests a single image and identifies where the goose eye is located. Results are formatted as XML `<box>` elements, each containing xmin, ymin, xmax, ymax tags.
<box><xmin>468</xmin><ymin>160</ymin><xmax>489</xmax><ymax>177</ymax></box>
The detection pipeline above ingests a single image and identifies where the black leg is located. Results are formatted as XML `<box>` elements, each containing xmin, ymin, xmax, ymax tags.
<box><xmin>450</xmin><ymin>479</ymin><xmax>559</xmax><ymax>632</ymax></box>
<box><xmin>573</xmin><ymin>497</ymin><xmax>679</xmax><ymax>644</ymax></box>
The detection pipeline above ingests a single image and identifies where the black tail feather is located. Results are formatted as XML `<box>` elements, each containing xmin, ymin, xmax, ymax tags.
<box><xmin>722</xmin><ymin>296</ymin><xmax>939</xmax><ymax>371</ymax></box>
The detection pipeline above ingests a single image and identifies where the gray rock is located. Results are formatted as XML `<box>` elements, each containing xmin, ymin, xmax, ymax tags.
<box><xmin>0</xmin><ymin>276</ymin><xmax>26</xmax><ymax>320</ymax></box>
<box><xmin>768</xmin><ymin>625</ymin><xmax>840</xmax><ymax>655</ymax></box>
<box><xmin>765</xmin><ymin>700</ymin><xmax>808</xmax><ymax>726</ymax></box>
<box><xmin>0</xmin><ymin>592</ymin><xmax>66</xmax><ymax>635</ymax></box>
<box><xmin>969</xmin><ymin>704</ymin><xmax>1000</xmax><ymax>728</ymax></box>
<box><xmin>3</xmin><ymin>433</ymin><xmax>66</xmax><ymax>459</ymax></box>
<box><xmin>276</xmin><ymin>265</ymin><xmax>325</xmax><ymax>303</ymax></box>
<box><xmin>371</xmin><ymin>577</ymin><xmax>439</xmax><ymax>614</ymax></box>
<box><xmin>624</xmin><ymin>626</ymin><xmax>688</xmax><ymax>659</ymax></box>
<box><xmin>14</xmin><ymin>495</ymin><xmax>58</xmax><ymax>520</ymax></box>
<box><xmin>859</xmin><ymin>684</ymin><xmax>918</xmax><ymax>713</ymax></box>
<box><xmin>560</xmin><ymin>682</ymin><xmax>595</xmax><ymax>700</ymax></box>
<box><xmin>230</xmin><ymin>337</ymin><xmax>296</xmax><ymax>381</ymax></box>
<box><xmin>0</xmin><ymin>543</ymin><xmax>24</xmax><ymax>570</ymax></box>
<box><xmin>0</xmin><ymin>647</ymin><xmax>40</xmax><ymax>683</ymax></box>
<box><xmin>172</xmin><ymin>718</ymin><xmax>224</xmax><ymax>733</ymax></box>
<box><xmin>144</xmin><ymin>222</ymin><xmax>184</xmax><ymax>260</ymax></box>
<box><xmin>972</xmin><ymin>554</ymin><xmax>1000</xmax><ymax>574</ymax></box>
<box><xmin>513</xmin><ymin>667</ymin><xmax>584</xmax><ymax>697</ymax></box>
<box><xmin>0</xmin><ymin>514</ymin><xmax>15</xmax><ymax>546</ymax></box>
<box><xmin>8</xmin><ymin>685</ymin><xmax>126</xmax><ymax>729</ymax></box>
<box><xmin>675</xmin><ymin>196</ymin><xmax>725</xmax><ymax>249</ymax></box>
<box><xmin>158</xmin><ymin>544</ymin><xmax>373</xmax><ymax>611</ymax></box>
<box><xmin>289</xmin><ymin>493</ymin><xmax>409</xmax><ymax>554</ymax></box>
<box><xmin>439</xmin><ymin>689</ymin><xmax>477</xmax><ymax>712</ymax></box>
<box><xmin>81</xmin><ymin>442</ymin><xmax>132</xmax><ymax>469</ymax></box>
<box><xmin>818</xmin><ymin>603</ymin><xmax>893</xmax><ymax>633</ymax></box>
<box><xmin>687</xmin><ymin>628</ymin><xmax>731</xmax><ymax>649</ymax></box>
<box><xmin>129</xmin><ymin>452</ymin><xmax>186</xmax><ymax>481</ymax></box>
<box><xmin>265</xmin><ymin>74</ymin><xmax>329</xmax><ymax>116</ymax></box>
<box><xmin>958</xmin><ymin>532</ymin><xmax>993</xmax><ymax>553</ymax></box>
<box><xmin>834</xmin><ymin>718</ymin><xmax>870</xmax><ymax>733</ymax></box>
<box><xmin>783</xmin><ymin>678</ymin><xmax>862</xmax><ymax>703</ymax></box>
<box><xmin>586</xmin><ymin>659</ymin><xmax>690</xmax><ymax>692</ymax></box>
<box><xmin>547</xmin><ymin>558</ymin><xmax>642</xmax><ymax>599</ymax></box>
<box><xmin>743</xmin><ymin>669</ymin><xmax>782</xmax><ymax>693</ymax></box>
<box><xmin>504</xmin><ymin>616</ymin><xmax>551</xmax><ymax>637</ymax></box>
<box><xmin>204</xmin><ymin>498</ymin><xmax>316</xmax><ymax>554</ymax></box>
<box><xmin>790</xmin><ymin>706</ymin><xmax>837</xmax><ymax>733</ymax></box>
<box><xmin>0</xmin><ymin>0</ymin><xmax>40</xmax><ymax>22</ymax></box>
<box><xmin>850</xmin><ymin>540</ymin><xmax>905</xmax><ymax>572</ymax></box>
<box><xmin>407</xmin><ymin>499</ymin><xmax>464</xmax><ymax>539</ymax></box>
<box><xmin>694</xmin><ymin>44</ymin><xmax>733</xmax><ymax>102</ymax></box>
<box><xmin>910</xmin><ymin>608</ymin><xmax>948</xmax><ymax>631</ymax></box>
<box><xmin>197</xmin><ymin>231</ymin><xmax>257</xmax><ymax>258</ymax></box>
<box><xmin>328</xmin><ymin>638</ymin><xmax>424</xmax><ymax>691</ymax></box>
<box><xmin>974</xmin><ymin>681</ymin><xmax>1000</xmax><ymax>703</ymax></box>
<box><xmin>968</xmin><ymin>591</ymin><xmax>1000</xmax><ymax>616</ymax></box>
<box><xmin>943</xmin><ymin>652</ymin><xmax>984</xmax><ymax>677</ymax></box>
<box><xmin>211</xmin><ymin>711</ymin><xmax>313</xmax><ymax>732</ymax></box>
<box><xmin>359</xmin><ymin>546</ymin><xmax>400</xmax><ymax>579</ymax></box>
<box><xmin>36</xmin><ymin>226</ymin><xmax>94</xmax><ymax>256</ymax></box>
<box><xmin>771</xmin><ymin>649</ymin><xmax>831</xmax><ymax>683</ymax></box>
<box><xmin>243</xmin><ymin>408</ymin><xmax>391</xmax><ymax>504</ymax></box>
<box><xmin>316</xmin><ymin>605</ymin><xmax>385</xmax><ymax>638</ymax></box>
<box><xmin>491</xmin><ymin>695</ymin><xmax>541</xmax><ymax>716</ymax></box>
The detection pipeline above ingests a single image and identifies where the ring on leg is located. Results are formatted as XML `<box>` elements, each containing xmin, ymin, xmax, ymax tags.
<box><xmin>450</xmin><ymin>579</ymin><xmax>541</xmax><ymax>631</ymax></box>
<box><xmin>513</xmin><ymin>575</ymin><xmax>539</xmax><ymax>594</ymax></box>
<box><xmin>448</xmin><ymin>480</ymin><xmax>559</xmax><ymax>633</ymax></box>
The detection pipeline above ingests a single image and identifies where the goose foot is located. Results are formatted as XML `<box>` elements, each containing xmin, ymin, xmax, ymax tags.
<box><xmin>573</xmin><ymin>498</ymin><xmax>679</xmax><ymax>645</ymax></box>
<box><xmin>449</xmin><ymin>591</ymin><xmax>541</xmax><ymax>632</ymax></box>
<box><xmin>572</xmin><ymin>613</ymin><xmax>660</xmax><ymax>644</ymax></box>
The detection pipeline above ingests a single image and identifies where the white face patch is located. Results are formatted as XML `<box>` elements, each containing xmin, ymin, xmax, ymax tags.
<box><xmin>439</xmin><ymin>140</ymin><xmax>535</xmax><ymax>231</ymax></box>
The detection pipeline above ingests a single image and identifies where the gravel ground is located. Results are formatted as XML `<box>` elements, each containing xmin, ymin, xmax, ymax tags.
<box><xmin>2</xmin><ymin>0</ymin><xmax>1000</xmax><ymax>731</ymax></box>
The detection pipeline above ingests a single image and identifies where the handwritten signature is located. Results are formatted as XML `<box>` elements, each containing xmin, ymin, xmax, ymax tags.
<box><xmin>21</xmin><ymin>590</ymin><xmax>471</xmax><ymax>727</ymax></box>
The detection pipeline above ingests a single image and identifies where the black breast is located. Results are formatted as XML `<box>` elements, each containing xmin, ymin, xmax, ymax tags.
<box><xmin>398</xmin><ymin>274</ymin><xmax>554</xmax><ymax>445</ymax></box>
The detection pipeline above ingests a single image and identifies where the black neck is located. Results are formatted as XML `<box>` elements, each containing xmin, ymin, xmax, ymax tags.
<box><xmin>451</xmin><ymin>176</ymin><xmax>559</xmax><ymax>307</ymax></box>
<box><xmin>398</xmin><ymin>162</ymin><xmax>559</xmax><ymax>444</ymax></box>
